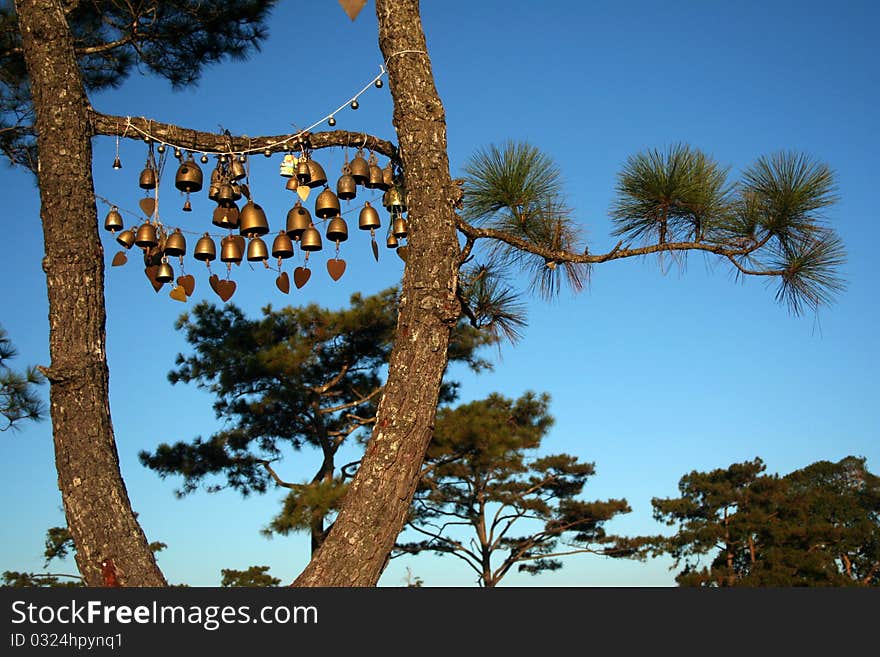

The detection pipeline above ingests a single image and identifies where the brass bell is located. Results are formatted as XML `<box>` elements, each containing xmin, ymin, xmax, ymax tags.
<box><xmin>382</xmin><ymin>163</ymin><xmax>395</xmax><ymax>188</ymax></box>
<box><xmin>296</xmin><ymin>159</ymin><xmax>311</xmax><ymax>184</ymax></box>
<box><xmin>193</xmin><ymin>233</ymin><xmax>216</xmax><ymax>262</ymax></box>
<box><xmin>299</xmin><ymin>225</ymin><xmax>323</xmax><ymax>251</ymax></box>
<box><xmin>229</xmin><ymin>157</ymin><xmax>246</xmax><ymax>181</ymax></box>
<box><xmin>174</xmin><ymin>157</ymin><xmax>203</xmax><ymax>193</ymax></box>
<box><xmin>286</xmin><ymin>201</ymin><xmax>312</xmax><ymax>238</ymax></box>
<box><xmin>138</xmin><ymin>166</ymin><xmax>157</xmax><ymax>190</ymax></box>
<box><xmin>349</xmin><ymin>152</ymin><xmax>370</xmax><ymax>185</ymax></box>
<box><xmin>285</xmin><ymin>176</ymin><xmax>299</xmax><ymax>192</ymax></box>
<box><xmin>212</xmin><ymin>202</ymin><xmax>240</xmax><ymax>229</ymax></box>
<box><xmin>135</xmin><ymin>222</ymin><xmax>158</xmax><ymax>248</ymax></box>
<box><xmin>164</xmin><ymin>228</ymin><xmax>186</xmax><ymax>257</ymax></box>
<box><xmin>336</xmin><ymin>168</ymin><xmax>357</xmax><ymax>200</ymax></box>
<box><xmin>366</xmin><ymin>163</ymin><xmax>387</xmax><ymax>190</ymax></box>
<box><xmin>104</xmin><ymin>207</ymin><xmax>124</xmax><ymax>232</ymax></box>
<box><xmin>220</xmin><ymin>235</ymin><xmax>244</xmax><ymax>263</ymax></box>
<box><xmin>239</xmin><ymin>201</ymin><xmax>270</xmax><ymax>236</ymax></box>
<box><xmin>358</xmin><ymin>202</ymin><xmax>381</xmax><ymax>231</ymax></box>
<box><xmin>217</xmin><ymin>183</ymin><xmax>235</xmax><ymax>203</ymax></box>
<box><xmin>386</xmin><ymin>233</ymin><xmax>399</xmax><ymax>249</ymax></box>
<box><xmin>116</xmin><ymin>228</ymin><xmax>136</xmax><ymax>249</ymax></box>
<box><xmin>271</xmin><ymin>231</ymin><xmax>294</xmax><ymax>259</ymax></box>
<box><xmin>246</xmin><ymin>236</ymin><xmax>269</xmax><ymax>262</ymax></box>
<box><xmin>315</xmin><ymin>188</ymin><xmax>340</xmax><ymax>219</ymax></box>
<box><xmin>182</xmin><ymin>199</ymin><xmax>192</xmax><ymax>212</ymax></box>
<box><xmin>392</xmin><ymin>216</ymin><xmax>409</xmax><ymax>239</ymax></box>
<box><xmin>156</xmin><ymin>260</ymin><xmax>174</xmax><ymax>283</ymax></box>
<box><xmin>383</xmin><ymin>185</ymin><xmax>407</xmax><ymax>213</ymax></box>
<box><xmin>326</xmin><ymin>216</ymin><xmax>349</xmax><ymax>242</ymax></box>
<box><xmin>230</xmin><ymin>183</ymin><xmax>243</xmax><ymax>202</ymax></box>
<box><xmin>306</xmin><ymin>159</ymin><xmax>328</xmax><ymax>188</ymax></box>
<box><xmin>208</xmin><ymin>184</ymin><xmax>220</xmax><ymax>201</ymax></box>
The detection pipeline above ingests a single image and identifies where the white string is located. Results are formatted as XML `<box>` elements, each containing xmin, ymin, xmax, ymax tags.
<box><xmin>385</xmin><ymin>49</ymin><xmax>428</xmax><ymax>63</ymax></box>
<box><xmin>121</xmin><ymin>66</ymin><xmax>387</xmax><ymax>158</ymax></box>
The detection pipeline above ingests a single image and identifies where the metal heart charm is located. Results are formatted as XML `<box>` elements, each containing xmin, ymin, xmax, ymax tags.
<box><xmin>293</xmin><ymin>266</ymin><xmax>311</xmax><ymax>289</ymax></box>
<box><xmin>144</xmin><ymin>265</ymin><xmax>163</xmax><ymax>292</ymax></box>
<box><xmin>111</xmin><ymin>251</ymin><xmax>128</xmax><ymax>267</ymax></box>
<box><xmin>169</xmin><ymin>285</ymin><xmax>187</xmax><ymax>303</ymax></box>
<box><xmin>276</xmin><ymin>271</ymin><xmax>290</xmax><ymax>294</ymax></box>
<box><xmin>177</xmin><ymin>274</ymin><xmax>195</xmax><ymax>296</ymax></box>
<box><xmin>327</xmin><ymin>259</ymin><xmax>346</xmax><ymax>281</ymax></box>
<box><xmin>139</xmin><ymin>198</ymin><xmax>156</xmax><ymax>217</ymax></box>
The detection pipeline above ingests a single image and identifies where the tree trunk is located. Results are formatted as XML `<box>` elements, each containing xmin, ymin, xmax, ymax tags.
<box><xmin>15</xmin><ymin>0</ymin><xmax>166</xmax><ymax>586</ymax></box>
<box><xmin>294</xmin><ymin>0</ymin><xmax>460</xmax><ymax>586</ymax></box>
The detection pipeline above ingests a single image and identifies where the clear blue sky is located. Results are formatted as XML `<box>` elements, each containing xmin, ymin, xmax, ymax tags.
<box><xmin>2</xmin><ymin>0</ymin><xmax>877</xmax><ymax>587</ymax></box>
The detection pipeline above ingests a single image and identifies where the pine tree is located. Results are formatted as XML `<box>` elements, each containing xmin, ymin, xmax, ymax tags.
<box><xmin>394</xmin><ymin>392</ymin><xmax>633</xmax><ymax>587</ymax></box>
<box><xmin>0</xmin><ymin>325</ymin><xmax>44</xmax><ymax>431</ymax></box>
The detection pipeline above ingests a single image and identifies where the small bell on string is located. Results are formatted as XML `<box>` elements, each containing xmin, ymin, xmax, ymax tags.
<box><xmin>230</xmin><ymin>157</ymin><xmax>247</xmax><ymax>181</ymax></box>
<box><xmin>104</xmin><ymin>206</ymin><xmax>124</xmax><ymax>233</ymax></box>
<box><xmin>138</xmin><ymin>166</ymin><xmax>157</xmax><ymax>190</ymax></box>
<box><xmin>382</xmin><ymin>162</ymin><xmax>395</xmax><ymax>188</ymax></box>
<box><xmin>299</xmin><ymin>225</ymin><xmax>323</xmax><ymax>252</ymax></box>
<box><xmin>271</xmin><ymin>231</ymin><xmax>294</xmax><ymax>259</ymax></box>
<box><xmin>116</xmin><ymin>228</ymin><xmax>137</xmax><ymax>249</ymax></box>
<box><xmin>336</xmin><ymin>167</ymin><xmax>357</xmax><ymax>201</ymax></box>
<box><xmin>193</xmin><ymin>233</ymin><xmax>217</xmax><ymax>262</ymax></box>
<box><xmin>112</xmin><ymin>156</ymin><xmax>122</xmax><ymax>170</ymax></box>
<box><xmin>135</xmin><ymin>222</ymin><xmax>158</xmax><ymax>249</ymax></box>
<box><xmin>366</xmin><ymin>154</ymin><xmax>387</xmax><ymax>190</ymax></box>
<box><xmin>326</xmin><ymin>217</ymin><xmax>349</xmax><ymax>243</ymax></box>
<box><xmin>386</xmin><ymin>233</ymin><xmax>399</xmax><ymax>249</ymax></box>
<box><xmin>358</xmin><ymin>202</ymin><xmax>381</xmax><ymax>231</ymax></box>
<box><xmin>182</xmin><ymin>198</ymin><xmax>192</xmax><ymax>212</ymax></box>
<box><xmin>164</xmin><ymin>228</ymin><xmax>187</xmax><ymax>257</ymax></box>
<box><xmin>315</xmin><ymin>188</ymin><xmax>341</xmax><ymax>219</ymax></box>
<box><xmin>296</xmin><ymin>158</ymin><xmax>312</xmax><ymax>185</ymax></box>
<box><xmin>220</xmin><ymin>235</ymin><xmax>244</xmax><ymax>263</ymax></box>
<box><xmin>349</xmin><ymin>150</ymin><xmax>370</xmax><ymax>185</ymax></box>
<box><xmin>239</xmin><ymin>201</ymin><xmax>270</xmax><ymax>237</ymax></box>
<box><xmin>174</xmin><ymin>155</ymin><xmax>203</xmax><ymax>193</ymax></box>
<box><xmin>286</xmin><ymin>176</ymin><xmax>299</xmax><ymax>192</ymax></box>
<box><xmin>392</xmin><ymin>215</ymin><xmax>409</xmax><ymax>239</ymax></box>
<box><xmin>246</xmin><ymin>236</ymin><xmax>269</xmax><ymax>263</ymax></box>
<box><xmin>286</xmin><ymin>201</ymin><xmax>312</xmax><ymax>239</ymax></box>
<box><xmin>212</xmin><ymin>202</ymin><xmax>240</xmax><ymax>229</ymax></box>
<box><xmin>306</xmin><ymin>159</ymin><xmax>328</xmax><ymax>188</ymax></box>
<box><xmin>156</xmin><ymin>258</ymin><xmax>175</xmax><ymax>283</ymax></box>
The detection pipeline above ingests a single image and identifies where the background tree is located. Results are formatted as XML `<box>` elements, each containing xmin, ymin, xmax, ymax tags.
<box><xmin>0</xmin><ymin>325</ymin><xmax>44</xmax><ymax>431</ymax></box>
<box><xmin>393</xmin><ymin>392</ymin><xmax>633</xmax><ymax>587</ymax></box>
<box><xmin>220</xmin><ymin>565</ymin><xmax>280</xmax><ymax>587</ymax></box>
<box><xmin>140</xmin><ymin>287</ymin><xmax>498</xmax><ymax>556</ymax></box>
<box><xmin>650</xmin><ymin>456</ymin><xmax>880</xmax><ymax>586</ymax></box>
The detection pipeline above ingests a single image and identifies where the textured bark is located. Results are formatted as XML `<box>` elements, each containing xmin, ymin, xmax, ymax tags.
<box><xmin>15</xmin><ymin>0</ymin><xmax>166</xmax><ymax>586</ymax></box>
<box><xmin>293</xmin><ymin>0</ymin><xmax>461</xmax><ymax>586</ymax></box>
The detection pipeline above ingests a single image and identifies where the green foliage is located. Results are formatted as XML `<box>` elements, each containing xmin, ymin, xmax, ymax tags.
<box><xmin>43</xmin><ymin>526</ymin><xmax>73</xmax><ymax>566</ymax></box>
<box><xmin>142</xmin><ymin>287</ymin><xmax>495</xmax><ymax>551</ymax></box>
<box><xmin>220</xmin><ymin>565</ymin><xmax>280</xmax><ymax>587</ymax></box>
<box><xmin>1</xmin><ymin>1</ymin><xmax>276</xmax><ymax>168</ymax></box>
<box><xmin>2</xmin><ymin>571</ymin><xmax>81</xmax><ymax>588</ymax></box>
<box><xmin>395</xmin><ymin>392</ymin><xmax>634</xmax><ymax>586</ymax></box>
<box><xmin>0</xmin><ymin>325</ymin><xmax>44</xmax><ymax>432</ymax></box>
<box><xmin>649</xmin><ymin>456</ymin><xmax>880</xmax><ymax>586</ymax></box>
<box><xmin>462</xmin><ymin>141</ymin><xmax>589</xmax><ymax>299</ymax></box>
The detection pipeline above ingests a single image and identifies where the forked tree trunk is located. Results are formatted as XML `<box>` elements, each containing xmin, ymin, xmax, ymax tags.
<box><xmin>15</xmin><ymin>0</ymin><xmax>166</xmax><ymax>586</ymax></box>
<box><xmin>294</xmin><ymin>0</ymin><xmax>461</xmax><ymax>586</ymax></box>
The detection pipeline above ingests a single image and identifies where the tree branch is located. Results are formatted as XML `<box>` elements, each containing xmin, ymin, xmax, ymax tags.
<box><xmin>89</xmin><ymin>110</ymin><xmax>399</xmax><ymax>160</ymax></box>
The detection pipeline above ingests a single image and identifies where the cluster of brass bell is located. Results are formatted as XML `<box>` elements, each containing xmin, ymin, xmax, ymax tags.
<box><xmin>279</xmin><ymin>152</ymin><xmax>328</xmax><ymax>192</ymax></box>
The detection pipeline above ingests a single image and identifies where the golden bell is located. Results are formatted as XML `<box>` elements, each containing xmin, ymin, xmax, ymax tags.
<box><xmin>286</xmin><ymin>201</ymin><xmax>312</xmax><ymax>238</ymax></box>
<box><xmin>315</xmin><ymin>188</ymin><xmax>340</xmax><ymax>219</ymax></box>
<box><xmin>382</xmin><ymin>163</ymin><xmax>395</xmax><ymax>188</ymax></box>
<box><xmin>299</xmin><ymin>225</ymin><xmax>323</xmax><ymax>251</ymax></box>
<box><xmin>164</xmin><ymin>228</ymin><xmax>186</xmax><ymax>257</ymax></box>
<box><xmin>386</xmin><ymin>233</ymin><xmax>399</xmax><ymax>249</ymax></box>
<box><xmin>349</xmin><ymin>153</ymin><xmax>370</xmax><ymax>185</ymax></box>
<box><xmin>246</xmin><ymin>236</ymin><xmax>269</xmax><ymax>262</ymax></box>
<box><xmin>135</xmin><ymin>222</ymin><xmax>158</xmax><ymax>248</ymax></box>
<box><xmin>271</xmin><ymin>231</ymin><xmax>294</xmax><ymax>259</ymax></box>
<box><xmin>358</xmin><ymin>202</ymin><xmax>381</xmax><ymax>230</ymax></box>
<box><xmin>138</xmin><ymin>166</ymin><xmax>157</xmax><ymax>190</ymax></box>
<box><xmin>230</xmin><ymin>157</ymin><xmax>247</xmax><ymax>181</ymax></box>
<box><xmin>230</xmin><ymin>183</ymin><xmax>243</xmax><ymax>202</ymax></box>
<box><xmin>336</xmin><ymin>169</ymin><xmax>357</xmax><ymax>200</ymax></box>
<box><xmin>392</xmin><ymin>216</ymin><xmax>409</xmax><ymax>239</ymax></box>
<box><xmin>239</xmin><ymin>201</ymin><xmax>270</xmax><ymax>236</ymax></box>
<box><xmin>208</xmin><ymin>184</ymin><xmax>220</xmax><ymax>201</ymax></box>
<box><xmin>174</xmin><ymin>157</ymin><xmax>203</xmax><ymax>193</ymax></box>
<box><xmin>104</xmin><ymin>207</ymin><xmax>124</xmax><ymax>232</ymax></box>
<box><xmin>326</xmin><ymin>216</ymin><xmax>349</xmax><ymax>242</ymax></box>
<box><xmin>220</xmin><ymin>235</ymin><xmax>243</xmax><ymax>263</ymax></box>
<box><xmin>217</xmin><ymin>183</ymin><xmax>235</xmax><ymax>203</ymax></box>
<box><xmin>156</xmin><ymin>261</ymin><xmax>174</xmax><ymax>283</ymax></box>
<box><xmin>212</xmin><ymin>202</ymin><xmax>240</xmax><ymax>229</ymax></box>
<box><xmin>116</xmin><ymin>228</ymin><xmax>136</xmax><ymax>249</ymax></box>
<box><xmin>193</xmin><ymin>233</ymin><xmax>216</xmax><ymax>261</ymax></box>
<box><xmin>296</xmin><ymin>160</ymin><xmax>311</xmax><ymax>184</ymax></box>
<box><xmin>285</xmin><ymin>176</ymin><xmax>299</xmax><ymax>192</ymax></box>
<box><xmin>182</xmin><ymin>199</ymin><xmax>192</xmax><ymax>212</ymax></box>
<box><xmin>366</xmin><ymin>163</ymin><xmax>387</xmax><ymax>190</ymax></box>
<box><xmin>383</xmin><ymin>186</ymin><xmax>407</xmax><ymax>213</ymax></box>
<box><xmin>306</xmin><ymin>159</ymin><xmax>327</xmax><ymax>188</ymax></box>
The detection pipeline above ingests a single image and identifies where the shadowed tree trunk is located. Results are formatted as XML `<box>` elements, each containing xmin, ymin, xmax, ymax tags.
<box><xmin>293</xmin><ymin>0</ymin><xmax>461</xmax><ymax>586</ymax></box>
<box><xmin>14</xmin><ymin>0</ymin><xmax>165</xmax><ymax>587</ymax></box>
